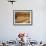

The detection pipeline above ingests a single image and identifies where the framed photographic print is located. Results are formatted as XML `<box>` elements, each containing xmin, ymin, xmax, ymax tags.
<box><xmin>13</xmin><ymin>10</ymin><xmax>32</xmax><ymax>25</ymax></box>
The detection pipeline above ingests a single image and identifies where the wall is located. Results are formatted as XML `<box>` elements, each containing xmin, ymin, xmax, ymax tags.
<box><xmin>0</xmin><ymin>0</ymin><xmax>46</xmax><ymax>42</ymax></box>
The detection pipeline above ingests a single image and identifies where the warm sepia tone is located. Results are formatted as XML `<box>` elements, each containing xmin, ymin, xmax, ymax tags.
<box><xmin>15</xmin><ymin>12</ymin><xmax>31</xmax><ymax>23</ymax></box>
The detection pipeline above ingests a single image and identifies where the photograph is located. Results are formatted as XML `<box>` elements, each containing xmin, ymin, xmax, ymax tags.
<box><xmin>13</xmin><ymin>10</ymin><xmax>32</xmax><ymax>25</ymax></box>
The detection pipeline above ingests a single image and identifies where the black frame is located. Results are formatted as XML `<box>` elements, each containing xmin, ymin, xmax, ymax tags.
<box><xmin>13</xmin><ymin>10</ymin><xmax>33</xmax><ymax>26</ymax></box>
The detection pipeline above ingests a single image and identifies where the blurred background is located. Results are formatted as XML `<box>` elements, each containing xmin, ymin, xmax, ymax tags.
<box><xmin>0</xmin><ymin>0</ymin><xmax>46</xmax><ymax>44</ymax></box>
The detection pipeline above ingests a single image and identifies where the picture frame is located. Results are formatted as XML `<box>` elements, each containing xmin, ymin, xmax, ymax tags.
<box><xmin>13</xmin><ymin>10</ymin><xmax>32</xmax><ymax>25</ymax></box>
